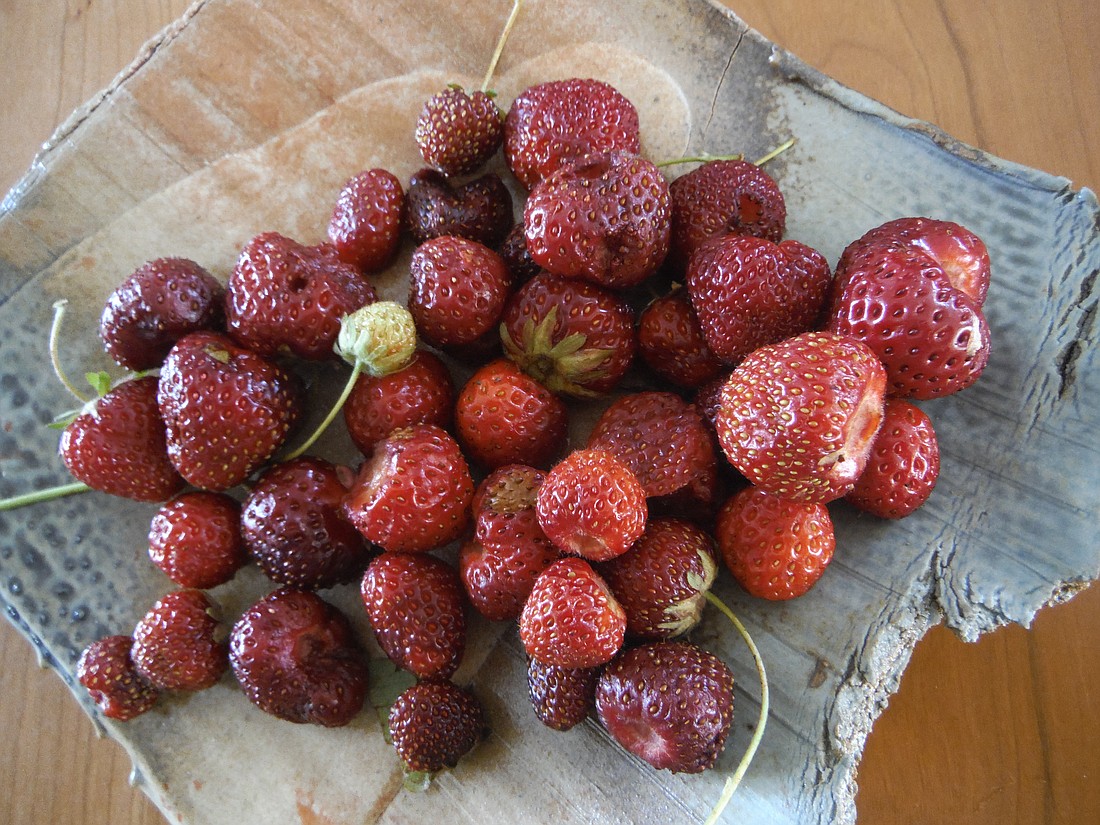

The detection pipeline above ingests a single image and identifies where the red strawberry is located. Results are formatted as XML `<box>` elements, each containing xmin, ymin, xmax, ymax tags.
<box><xmin>597</xmin><ymin>518</ymin><xmax>718</xmax><ymax>639</ymax></box>
<box><xmin>405</xmin><ymin>168</ymin><xmax>513</xmax><ymax>248</ymax></box>
<box><xmin>471</xmin><ymin>463</ymin><xmax>547</xmax><ymax>547</ymax></box>
<box><xmin>229</xmin><ymin>587</ymin><xmax>369</xmax><ymax>726</ymax></box>
<box><xmin>668</xmin><ymin>158</ymin><xmax>786</xmax><ymax>271</ymax></box>
<box><xmin>76</xmin><ymin>635</ymin><xmax>160</xmax><ymax>721</ymax></box>
<box><xmin>685</xmin><ymin>234</ymin><xmax>832</xmax><ymax>364</ymax></box>
<box><xmin>637</xmin><ymin>288</ymin><xmax>725</xmax><ymax>389</ymax></box>
<box><xmin>526</xmin><ymin>656</ymin><xmax>599</xmax><ymax>731</ymax></box>
<box><xmin>131</xmin><ymin>589</ymin><xmax>227</xmax><ymax>691</ymax></box>
<box><xmin>99</xmin><ymin>257</ymin><xmax>225</xmax><ymax>371</ymax></box>
<box><xmin>226</xmin><ymin>231</ymin><xmax>377</xmax><ymax>360</ymax></box>
<box><xmin>596</xmin><ymin>641</ymin><xmax>734</xmax><ymax>773</ymax></box>
<box><xmin>716</xmin><ymin>485</ymin><xmax>835</xmax><ymax>600</ymax></box>
<box><xmin>342</xmin><ymin>424</ymin><xmax>473</xmax><ymax>553</ymax></box>
<box><xmin>519</xmin><ymin>557</ymin><xmax>626</xmax><ymax>668</ymax></box>
<box><xmin>536</xmin><ymin>449</ymin><xmax>647</xmax><ymax>562</ymax></box>
<box><xmin>504</xmin><ymin>78</ymin><xmax>641</xmax><ymax>189</ymax></box>
<box><xmin>361</xmin><ymin>552</ymin><xmax>467</xmax><ymax>679</ymax></box>
<box><xmin>715</xmin><ymin>331</ymin><xmax>887</xmax><ymax>503</ymax></box>
<box><xmin>240</xmin><ymin>457</ymin><xmax>372</xmax><ymax>590</ymax></box>
<box><xmin>388</xmin><ymin>679</ymin><xmax>486</xmax><ymax>773</ymax></box>
<box><xmin>846</xmin><ymin>398</ymin><xmax>940</xmax><ymax>518</ymax></box>
<box><xmin>327</xmin><ymin>168</ymin><xmax>405</xmax><ymax>272</ymax></box>
<box><xmin>148</xmin><ymin>491</ymin><xmax>246</xmax><ymax>589</ymax></box>
<box><xmin>497</xmin><ymin>221</ymin><xmax>540</xmax><ymax>285</ymax></box>
<box><xmin>342</xmin><ymin>350</ymin><xmax>455</xmax><ymax>457</ymax></box>
<box><xmin>523</xmin><ymin>151</ymin><xmax>671</xmax><ymax>290</ymax></box>
<box><xmin>408</xmin><ymin>235</ymin><xmax>511</xmax><ymax>351</ymax></box>
<box><xmin>157</xmin><ymin>331</ymin><xmax>302</xmax><ymax>491</ymax></box>
<box><xmin>455</xmin><ymin>358</ymin><xmax>568</xmax><ymax>471</ymax></box>
<box><xmin>60</xmin><ymin>375</ymin><xmax>185</xmax><ymax>502</ymax></box>
<box><xmin>500</xmin><ymin>271</ymin><xmax>636</xmax><ymax>397</ymax></box>
<box><xmin>416</xmin><ymin>86</ymin><xmax>505</xmax><ymax>177</ymax></box>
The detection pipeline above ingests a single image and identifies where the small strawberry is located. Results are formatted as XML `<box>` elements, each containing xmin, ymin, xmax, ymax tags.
<box><xmin>405</xmin><ymin>168</ymin><xmax>513</xmax><ymax>248</ymax></box>
<box><xmin>388</xmin><ymin>679</ymin><xmax>486</xmax><ymax>774</ymax></box>
<box><xmin>519</xmin><ymin>557</ymin><xmax>626</xmax><ymax>669</ymax></box>
<box><xmin>131</xmin><ymin>589</ymin><xmax>227</xmax><ymax>691</ymax></box>
<box><xmin>99</xmin><ymin>257</ymin><xmax>225</xmax><ymax>371</ymax></box>
<box><xmin>716</xmin><ymin>485</ymin><xmax>835</xmax><ymax>600</ymax></box>
<box><xmin>637</xmin><ymin>288</ymin><xmax>725</xmax><ymax>389</ymax></box>
<box><xmin>596</xmin><ymin>641</ymin><xmax>734</xmax><ymax>773</ymax></box>
<box><xmin>327</xmin><ymin>168</ymin><xmax>405</xmax><ymax>272</ymax></box>
<box><xmin>148</xmin><ymin>491</ymin><xmax>246</xmax><ymax>589</ymax></box>
<box><xmin>416</xmin><ymin>86</ymin><xmax>505</xmax><ymax>177</ymax></box>
<box><xmin>76</xmin><ymin>635</ymin><xmax>160</xmax><ymax>721</ymax></box>
<box><xmin>342</xmin><ymin>424</ymin><xmax>473</xmax><ymax>554</ymax></box>
<box><xmin>455</xmin><ymin>358</ymin><xmax>568</xmax><ymax>471</ymax></box>
<box><xmin>526</xmin><ymin>656</ymin><xmax>599</xmax><ymax>731</ymax></box>
<box><xmin>845</xmin><ymin>398</ymin><xmax>940</xmax><ymax>518</ymax></box>
<box><xmin>230</xmin><ymin>587</ymin><xmax>369</xmax><ymax>726</ymax></box>
<box><xmin>361</xmin><ymin>552</ymin><xmax>467</xmax><ymax>680</ymax></box>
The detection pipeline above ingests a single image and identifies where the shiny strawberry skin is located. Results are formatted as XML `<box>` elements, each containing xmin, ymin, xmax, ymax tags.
<box><xmin>416</xmin><ymin>86</ymin><xmax>505</xmax><ymax>177</ymax></box>
<box><xmin>148</xmin><ymin>491</ymin><xmax>246</xmax><ymax>589</ymax></box>
<box><xmin>131</xmin><ymin>589</ymin><xmax>227</xmax><ymax>691</ymax></box>
<box><xmin>327</xmin><ymin>168</ymin><xmax>405</xmax><ymax>272</ymax></box>
<box><xmin>76</xmin><ymin>635</ymin><xmax>160</xmax><ymax>721</ymax></box>
<box><xmin>526</xmin><ymin>656</ymin><xmax>600</xmax><ymax>731</ymax></box>
<box><xmin>637</xmin><ymin>289</ymin><xmax>725</xmax><ymax>389</ymax></box>
<box><xmin>388</xmin><ymin>679</ymin><xmax>486</xmax><ymax>773</ymax></box>
<box><xmin>230</xmin><ymin>588</ymin><xmax>369</xmax><ymax>727</ymax></box>
<box><xmin>471</xmin><ymin>463</ymin><xmax>546</xmax><ymax>547</ymax></box>
<box><xmin>405</xmin><ymin>168</ymin><xmax>513</xmax><ymax>248</ymax></box>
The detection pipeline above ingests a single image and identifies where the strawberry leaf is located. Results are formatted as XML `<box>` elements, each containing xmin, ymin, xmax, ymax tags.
<box><xmin>85</xmin><ymin>371</ymin><xmax>113</xmax><ymax>398</ymax></box>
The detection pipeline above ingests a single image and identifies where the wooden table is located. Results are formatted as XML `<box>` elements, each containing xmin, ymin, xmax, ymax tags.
<box><xmin>1</xmin><ymin>2</ymin><xmax>1097</xmax><ymax>823</ymax></box>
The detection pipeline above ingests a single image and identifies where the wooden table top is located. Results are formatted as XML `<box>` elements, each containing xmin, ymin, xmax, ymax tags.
<box><xmin>1</xmin><ymin>1</ymin><xmax>1097</xmax><ymax>823</ymax></box>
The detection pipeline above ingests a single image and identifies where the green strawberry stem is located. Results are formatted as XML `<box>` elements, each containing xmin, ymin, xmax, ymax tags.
<box><xmin>50</xmin><ymin>300</ymin><xmax>92</xmax><ymax>404</ymax></box>
<box><xmin>0</xmin><ymin>481</ymin><xmax>91</xmax><ymax>511</ymax></box>
<box><xmin>655</xmin><ymin>153</ymin><xmax>744</xmax><ymax>168</ymax></box>
<box><xmin>481</xmin><ymin>0</ymin><xmax>524</xmax><ymax>93</ymax></box>
<box><xmin>283</xmin><ymin>361</ymin><xmax>363</xmax><ymax>461</ymax></box>
<box><xmin>753</xmin><ymin>137</ymin><xmax>796</xmax><ymax>166</ymax></box>
<box><xmin>702</xmin><ymin>589</ymin><xmax>770</xmax><ymax>825</ymax></box>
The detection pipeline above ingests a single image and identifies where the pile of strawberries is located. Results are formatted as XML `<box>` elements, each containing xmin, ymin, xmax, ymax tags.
<box><xmin>21</xmin><ymin>21</ymin><xmax>994</xmax><ymax>814</ymax></box>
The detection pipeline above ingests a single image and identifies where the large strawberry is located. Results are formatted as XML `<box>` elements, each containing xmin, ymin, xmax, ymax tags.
<box><xmin>327</xmin><ymin>168</ymin><xmax>405</xmax><ymax>273</ymax></box>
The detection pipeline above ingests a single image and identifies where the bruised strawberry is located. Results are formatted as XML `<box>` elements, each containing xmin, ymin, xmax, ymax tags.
<box><xmin>131</xmin><ymin>589</ymin><xmax>227</xmax><ymax>691</ymax></box>
<box><xmin>327</xmin><ymin>168</ymin><xmax>405</xmax><ymax>272</ymax></box>
<box><xmin>637</xmin><ymin>289</ymin><xmax>725</xmax><ymax>389</ymax></box>
<box><xmin>230</xmin><ymin>587</ymin><xmax>368</xmax><ymax>726</ymax></box>
<box><xmin>77</xmin><ymin>635</ymin><xmax>160</xmax><ymax>721</ymax></box>
<box><xmin>471</xmin><ymin>463</ymin><xmax>547</xmax><ymax>547</ymax></box>
<box><xmin>405</xmin><ymin>168</ymin><xmax>513</xmax><ymax>248</ymax></box>
<box><xmin>526</xmin><ymin>656</ymin><xmax>600</xmax><ymax>731</ymax></box>
<box><xmin>389</xmin><ymin>679</ymin><xmax>486</xmax><ymax>773</ymax></box>
<box><xmin>148</xmin><ymin>491</ymin><xmax>246</xmax><ymax>589</ymax></box>
<box><xmin>497</xmin><ymin>222</ymin><xmax>540</xmax><ymax>285</ymax></box>
<box><xmin>416</xmin><ymin>86</ymin><xmax>505</xmax><ymax>177</ymax></box>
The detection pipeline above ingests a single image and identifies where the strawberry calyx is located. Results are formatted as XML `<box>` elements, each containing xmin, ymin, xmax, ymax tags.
<box><xmin>500</xmin><ymin>306</ymin><xmax>614</xmax><ymax>398</ymax></box>
<box><xmin>656</xmin><ymin>551</ymin><xmax>719</xmax><ymax>637</ymax></box>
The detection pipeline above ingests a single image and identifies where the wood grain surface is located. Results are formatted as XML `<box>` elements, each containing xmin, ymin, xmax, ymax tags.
<box><xmin>1</xmin><ymin>1</ymin><xmax>1097</xmax><ymax>823</ymax></box>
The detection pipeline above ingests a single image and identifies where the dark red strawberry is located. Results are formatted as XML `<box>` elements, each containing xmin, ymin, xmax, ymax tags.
<box><xmin>361</xmin><ymin>552</ymin><xmax>467</xmax><ymax>679</ymax></box>
<box><xmin>240</xmin><ymin>457</ymin><xmax>372</xmax><ymax>590</ymax></box>
<box><xmin>846</xmin><ymin>398</ymin><xmax>940</xmax><ymax>518</ymax></box>
<box><xmin>327</xmin><ymin>168</ymin><xmax>405</xmax><ymax>272</ymax></box>
<box><xmin>388</xmin><ymin>679</ymin><xmax>486</xmax><ymax>773</ymax></box>
<box><xmin>455</xmin><ymin>358</ymin><xmax>568</xmax><ymax>471</ymax></box>
<box><xmin>342</xmin><ymin>424</ymin><xmax>473</xmax><ymax>553</ymax></box>
<box><xmin>148</xmin><ymin>491</ymin><xmax>246</xmax><ymax>589</ymax></box>
<box><xmin>229</xmin><ymin>587</ymin><xmax>369</xmax><ymax>726</ymax></box>
<box><xmin>60</xmin><ymin>375</ymin><xmax>185</xmax><ymax>502</ymax></box>
<box><xmin>716</xmin><ymin>485</ymin><xmax>835</xmax><ymax>600</ymax></box>
<box><xmin>504</xmin><ymin>78</ymin><xmax>641</xmax><ymax>189</ymax></box>
<box><xmin>76</xmin><ymin>635</ymin><xmax>160</xmax><ymax>721</ymax></box>
<box><xmin>596</xmin><ymin>641</ymin><xmax>734</xmax><ymax>773</ymax></box>
<box><xmin>526</xmin><ymin>656</ymin><xmax>599</xmax><ymax>731</ymax></box>
<box><xmin>131</xmin><ymin>589</ymin><xmax>227</xmax><ymax>691</ymax></box>
<box><xmin>405</xmin><ymin>168</ymin><xmax>513</xmax><ymax>247</ymax></box>
<box><xmin>524</xmin><ymin>150</ymin><xmax>671</xmax><ymax>290</ymax></box>
<box><xmin>500</xmin><ymin>271</ymin><xmax>636</xmax><ymax>397</ymax></box>
<box><xmin>99</xmin><ymin>257</ymin><xmax>225</xmax><ymax>371</ymax></box>
<box><xmin>497</xmin><ymin>222</ymin><xmax>540</xmax><ymax>285</ymax></box>
<box><xmin>157</xmin><ymin>331</ymin><xmax>302</xmax><ymax>491</ymax></box>
<box><xmin>519</xmin><ymin>557</ymin><xmax>626</xmax><ymax>668</ymax></box>
<box><xmin>226</xmin><ymin>231</ymin><xmax>377</xmax><ymax>360</ymax></box>
<box><xmin>416</xmin><ymin>86</ymin><xmax>505</xmax><ymax>177</ymax></box>
<box><xmin>637</xmin><ymin>288</ymin><xmax>725</xmax><ymax>389</ymax></box>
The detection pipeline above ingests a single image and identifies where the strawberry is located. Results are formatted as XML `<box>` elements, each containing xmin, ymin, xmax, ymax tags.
<box><xmin>668</xmin><ymin>158</ymin><xmax>786</xmax><ymax>272</ymax></box>
<box><xmin>636</xmin><ymin>288</ymin><xmax>725</xmax><ymax>389</ymax></box>
<box><xmin>504</xmin><ymin>78</ymin><xmax>641</xmax><ymax>189</ymax></box>
<box><xmin>523</xmin><ymin>150</ymin><xmax>671</xmax><ymax>290</ymax></box>
<box><xmin>229</xmin><ymin>587</ymin><xmax>369</xmax><ymax>726</ymax></box>
<box><xmin>526</xmin><ymin>656</ymin><xmax>599</xmax><ymax>731</ymax></box>
<box><xmin>715</xmin><ymin>331</ymin><xmax>887</xmax><ymax>503</ymax></box>
<box><xmin>226</xmin><ymin>231</ymin><xmax>377</xmax><ymax>360</ymax></box>
<box><xmin>408</xmin><ymin>235</ymin><xmax>512</xmax><ymax>351</ymax></box>
<box><xmin>497</xmin><ymin>222</ymin><xmax>540</xmax><ymax>285</ymax></box>
<box><xmin>148</xmin><ymin>491</ymin><xmax>246</xmax><ymax>589</ymax></box>
<box><xmin>685</xmin><ymin>234</ymin><xmax>832</xmax><ymax>365</ymax></box>
<box><xmin>342</xmin><ymin>424</ymin><xmax>473</xmax><ymax>554</ymax></box>
<box><xmin>500</xmin><ymin>271</ymin><xmax>636</xmax><ymax>397</ymax></box>
<box><xmin>405</xmin><ymin>168</ymin><xmax>513</xmax><ymax>248</ymax></box>
<box><xmin>845</xmin><ymin>398</ymin><xmax>940</xmax><ymax>518</ymax></box>
<box><xmin>597</xmin><ymin>518</ymin><xmax>718</xmax><ymax>639</ymax></box>
<box><xmin>131</xmin><ymin>589</ymin><xmax>227</xmax><ymax>691</ymax></box>
<box><xmin>415</xmin><ymin>86</ymin><xmax>505</xmax><ymax>177</ymax></box>
<box><xmin>536</xmin><ymin>449</ymin><xmax>647</xmax><ymax>562</ymax></box>
<box><xmin>595</xmin><ymin>641</ymin><xmax>734</xmax><ymax>773</ymax></box>
<box><xmin>471</xmin><ymin>463</ymin><xmax>546</xmax><ymax>547</ymax></box>
<box><xmin>717</xmin><ymin>485</ymin><xmax>835</xmax><ymax>601</ymax></box>
<box><xmin>361</xmin><ymin>552</ymin><xmax>467</xmax><ymax>679</ymax></box>
<box><xmin>455</xmin><ymin>358</ymin><xmax>568</xmax><ymax>471</ymax></box>
<box><xmin>99</xmin><ymin>257</ymin><xmax>225</xmax><ymax>371</ymax></box>
<box><xmin>388</xmin><ymin>679</ymin><xmax>486</xmax><ymax>773</ymax></box>
<box><xmin>519</xmin><ymin>556</ymin><xmax>626</xmax><ymax>668</ymax></box>
<box><xmin>157</xmin><ymin>331</ymin><xmax>302</xmax><ymax>491</ymax></box>
<box><xmin>342</xmin><ymin>350</ymin><xmax>455</xmax><ymax>457</ymax></box>
<box><xmin>240</xmin><ymin>457</ymin><xmax>372</xmax><ymax>590</ymax></box>
<box><xmin>327</xmin><ymin>168</ymin><xmax>405</xmax><ymax>272</ymax></box>
<box><xmin>76</xmin><ymin>635</ymin><xmax>160</xmax><ymax>721</ymax></box>
<box><xmin>60</xmin><ymin>375</ymin><xmax>185</xmax><ymax>502</ymax></box>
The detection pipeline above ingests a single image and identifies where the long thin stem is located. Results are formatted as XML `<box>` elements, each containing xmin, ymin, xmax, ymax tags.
<box><xmin>753</xmin><ymin>137</ymin><xmax>796</xmax><ymax>167</ymax></box>
<box><xmin>0</xmin><ymin>481</ymin><xmax>91</xmax><ymax>511</ymax></box>
<box><xmin>283</xmin><ymin>361</ymin><xmax>363</xmax><ymax>461</ymax></box>
<box><xmin>655</xmin><ymin>153</ymin><xmax>744</xmax><ymax>168</ymax></box>
<box><xmin>50</xmin><ymin>300</ymin><xmax>91</xmax><ymax>404</ymax></box>
<box><xmin>481</xmin><ymin>0</ymin><xmax>523</xmax><ymax>92</ymax></box>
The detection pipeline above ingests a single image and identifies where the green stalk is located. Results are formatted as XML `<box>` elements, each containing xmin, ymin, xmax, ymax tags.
<box><xmin>0</xmin><ymin>481</ymin><xmax>91</xmax><ymax>511</ymax></box>
<box><xmin>282</xmin><ymin>361</ymin><xmax>363</xmax><ymax>461</ymax></box>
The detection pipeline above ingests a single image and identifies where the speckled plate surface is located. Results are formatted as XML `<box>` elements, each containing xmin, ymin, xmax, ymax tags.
<box><xmin>1</xmin><ymin>1</ymin><xmax>1098</xmax><ymax>824</ymax></box>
